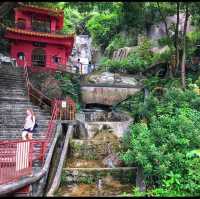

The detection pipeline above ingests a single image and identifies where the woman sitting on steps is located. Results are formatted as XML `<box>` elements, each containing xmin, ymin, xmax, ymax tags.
<box><xmin>22</xmin><ymin>108</ymin><xmax>36</xmax><ymax>140</ymax></box>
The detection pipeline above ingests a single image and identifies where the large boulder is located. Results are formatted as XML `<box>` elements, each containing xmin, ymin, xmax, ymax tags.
<box><xmin>41</xmin><ymin>75</ymin><xmax>62</xmax><ymax>99</ymax></box>
<box><xmin>87</xmin><ymin>72</ymin><xmax>139</xmax><ymax>86</ymax></box>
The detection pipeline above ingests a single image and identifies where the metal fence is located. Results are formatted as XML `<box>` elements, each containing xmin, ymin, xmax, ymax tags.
<box><xmin>0</xmin><ymin>59</ymin><xmax>76</xmax><ymax>186</ymax></box>
<box><xmin>0</xmin><ymin>139</ymin><xmax>47</xmax><ymax>185</ymax></box>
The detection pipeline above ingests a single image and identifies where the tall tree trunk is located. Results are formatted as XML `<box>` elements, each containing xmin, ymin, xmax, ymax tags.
<box><xmin>157</xmin><ymin>2</ymin><xmax>170</xmax><ymax>39</ymax></box>
<box><xmin>175</xmin><ymin>2</ymin><xmax>180</xmax><ymax>74</ymax></box>
<box><xmin>181</xmin><ymin>3</ymin><xmax>189</xmax><ymax>89</ymax></box>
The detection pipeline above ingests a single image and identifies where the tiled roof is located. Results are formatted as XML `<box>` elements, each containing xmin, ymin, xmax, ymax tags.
<box><xmin>17</xmin><ymin>3</ymin><xmax>64</xmax><ymax>17</ymax></box>
<box><xmin>6</xmin><ymin>27</ymin><xmax>74</xmax><ymax>39</ymax></box>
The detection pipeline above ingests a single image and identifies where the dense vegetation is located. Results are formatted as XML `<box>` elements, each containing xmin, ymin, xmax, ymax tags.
<box><xmin>119</xmin><ymin>84</ymin><xmax>200</xmax><ymax>196</ymax></box>
<box><xmin>1</xmin><ymin>2</ymin><xmax>200</xmax><ymax>197</ymax></box>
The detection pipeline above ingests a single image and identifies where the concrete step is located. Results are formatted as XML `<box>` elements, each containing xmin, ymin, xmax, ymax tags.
<box><xmin>62</xmin><ymin>167</ymin><xmax>137</xmax><ymax>184</ymax></box>
<box><xmin>0</xmin><ymin>105</ymin><xmax>50</xmax><ymax>112</ymax></box>
<box><xmin>0</xmin><ymin>135</ymin><xmax>47</xmax><ymax>140</ymax></box>
<box><xmin>0</xmin><ymin>131</ymin><xmax>47</xmax><ymax>136</ymax></box>
<box><xmin>69</xmin><ymin>139</ymin><xmax>122</xmax><ymax>160</ymax></box>
<box><xmin>0</xmin><ymin>109</ymin><xmax>50</xmax><ymax>115</ymax></box>
<box><xmin>0</xmin><ymin>118</ymin><xmax>51</xmax><ymax>124</ymax></box>
<box><xmin>0</xmin><ymin>126</ymin><xmax>47</xmax><ymax>131</ymax></box>
<box><xmin>0</xmin><ymin>65</ymin><xmax>54</xmax><ymax>144</ymax></box>
<box><xmin>0</xmin><ymin>97</ymin><xmax>30</xmax><ymax>101</ymax></box>
<box><xmin>0</xmin><ymin>88</ymin><xmax>26</xmax><ymax>92</ymax></box>
<box><xmin>0</xmin><ymin>132</ymin><xmax>46</xmax><ymax>137</ymax></box>
<box><xmin>0</xmin><ymin>124</ymin><xmax>49</xmax><ymax>129</ymax></box>
<box><xmin>0</xmin><ymin>115</ymin><xmax>51</xmax><ymax>121</ymax></box>
<box><xmin>0</xmin><ymin>99</ymin><xmax>31</xmax><ymax>106</ymax></box>
<box><xmin>0</xmin><ymin>90</ymin><xmax>27</xmax><ymax>97</ymax></box>
<box><xmin>0</xmin><ymin>72</ymin><xmax>23</xmax><ymax>78</ymax></box>
<box><xmin>0</xmin><ymin>78</ymin><xmax>24</xmax><ymax>82</ymax></box>
<box><xmin>0</xmin><ymin>107</ymin><xmax>49</xmax><ymax>112</ymax></box>
<box><xmin>0</xmin><ymin>115</ymin><xmax>50</xmax><ymax>120</ymax></box>
<box><xmin>0</xmin><ymin>94</ymin><xmax>27</xmax><ymax>99</ymax></box>
<box><xmin>0</xmin><ymin>104</ymin><xmax>45</xmax><ymax>109</ymax></box>
<box><xmin>0</xmin><ymin>86</ymin><xmax>26</xmax><ymax>90</ymax></box>
<box><xmin>0</xmin><ymin>79</ymin><xmax>25</xmax><ymax>83</ymax></box>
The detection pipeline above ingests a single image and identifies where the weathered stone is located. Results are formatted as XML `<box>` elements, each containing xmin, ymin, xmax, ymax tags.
<box><xmin>102</xmin><ymin>153</ymin><xmax>124</xmax><ymax>168</ymax></box>
<box><xmin>62</xmin><ymin>167</ymin><xmax>137</xmax><ymax>184</ymax></box>
<box><xmin>86</xmin><ymin>72</ymin><xmax>139</xmax><ymax>86</ymax></box>
<box><xmin>112</xmin><ymin>47</ymin><xmax>136</xmax><ymax>60</ymax></box>
<box><xmin>69</xmin><ymin>139</ymin><xmax>122</xmax><ymax>160</ymax></box>
<box><xmin>41</xmin><ymin>76</ymin><xmax>62</xmax><ymax>99</ymax></box>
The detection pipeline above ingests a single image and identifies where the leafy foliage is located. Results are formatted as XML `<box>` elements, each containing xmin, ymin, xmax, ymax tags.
<box><xmin>101</xmin><ymin>37</ymin><xmax>172</xmax><ymax>73</ymax></box>
<box><xmin>105</xmin><ymin>34</ymin><xmax>135</xmax><ymax>57</ymax></box>
<box><xmin>62</xmin><ymin>7</ymin><xmax>83</xmax><ymax>34</ymax></box>
<box><xmin>121</xmin><ymin>106</ymin><xmax>200</xmax><ymax>188</ymax></box>
<box><xmin>55</xmin><ymin>73</ymin><xmax>80</xmax><ymax>104</ymax></box>
<box><xmin>120</xmin><ymin>85</ymin><xmax>200</xmax><ymax>196</ymax></box>
<box><xmin>86</xmin><ymin>12</ymin><xmax>121</xmax><ymax>50</ymax></box>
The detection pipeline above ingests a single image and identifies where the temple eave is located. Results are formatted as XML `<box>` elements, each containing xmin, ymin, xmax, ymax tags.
<box><xmin>5</xmin><ymin>34</ymin><xmax>74</xmax><ymax>48</ymax></box>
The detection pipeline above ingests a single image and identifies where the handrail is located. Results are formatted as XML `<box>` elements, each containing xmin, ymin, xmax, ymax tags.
<box><xmin>0</xmin><ymin>139</ymin><xmax>46</xmax><ymax>185</ymax></box>
<box><xmin>0</xmin><ymin>123</ymin><xmax>62</xmax><ymax>196</ymax></box>
<box><xmin>0</xmin><ymin>59</ymin><xmax>76</xmax><ymax>188</ymax></box>
<box><xmin>23</xmin><ymin>60</ymin><xmax>52</xmax><ymax>107</ymax></box>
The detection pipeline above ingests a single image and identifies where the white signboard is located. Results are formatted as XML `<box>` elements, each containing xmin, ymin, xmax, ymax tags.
<box><xmin>62</xmin><ymin>101</ymin><xmax>67</xmax><ymax>108</ymax></box>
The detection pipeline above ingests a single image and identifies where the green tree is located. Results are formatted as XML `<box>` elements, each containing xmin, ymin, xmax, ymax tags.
<box><xmin>86</xmin><ymin>12</ymin><xmax>121</xmax><ymax>51</ymax></box>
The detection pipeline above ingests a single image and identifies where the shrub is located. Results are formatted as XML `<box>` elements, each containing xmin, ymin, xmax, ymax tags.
<box><xmin>120</xmin><ymin>86</ymin><xmax>200</xmax><ymax>196</ymax></box>
<box><xmin>55</xmin><ymin>73</ymin><xmax>80</xmax><ymax>103</ymax></box>
<box><xmin>105</xmin><ymin>34</ymin><xmax>134</xmax><ymax>57</ymax></box>
<box><xmin>127</xmin><ymin>52</ymin><xmax>149</xmax><ymax>72</ymax></box>
<box><xmin>86</xmin><ymin>12</ymin><xmax>120</xmax><ymax>50</ymax></box>
<box><xmin>121</xmin><ymin>107</ymin><xmax>200</xmax><ymax>188</ymax></box>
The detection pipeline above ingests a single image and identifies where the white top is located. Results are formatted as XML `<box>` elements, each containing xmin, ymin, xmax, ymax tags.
<box><xmin>24</xmin><ymin>115</ymin><xmax>35</xmax><ymax>130</ymax></box>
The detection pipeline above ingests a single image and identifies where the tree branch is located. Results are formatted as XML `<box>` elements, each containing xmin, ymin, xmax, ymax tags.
<box><xmin>156</xmin><ymin>2</ymin><xmax>170</xmax><ymax>39</ymax></box>
<box><xmin>181</xmin><ymin>3</ymin><xmax>190</xmax><ymax>89</ymax></box>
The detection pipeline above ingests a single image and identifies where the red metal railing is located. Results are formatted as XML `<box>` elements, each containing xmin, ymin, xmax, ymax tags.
<box><xmin>0</xmin><ymin>139</ymin><xmax>47</xmax><ymax>185</ymax></box>
<box><xmin>46</xmin><ymin>100</ymin><xmax>61</xmax><ymax>143</ymax></box>
<box><xmin>0</xmin><ymin>99</ymin><xmax>60</xmax><ymax>185</ymax></box>
<box><xmin>60</xmin><ymin>96</ymin><xmax>76</xmax><ymax>120</ymax></box>
<box><xmin>0</xmin><ymin>140</ymin><xmax>32</xmax><ymax>185</ymax></box>
<box><xmin>0</xmin><ymin>59</ymin><xmax>76</xmax><ymax>186</ymax></box>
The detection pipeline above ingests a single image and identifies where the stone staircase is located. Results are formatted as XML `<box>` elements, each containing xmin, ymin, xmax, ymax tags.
<box><xmin>56</xmin><ymin>131</ymin><xmax>137</xmax><ymax>197</ymax></box>
<box><xmin>0</xmin><ymin>63</ymin><xmax>51</xmax><ymax>140</ymax></box>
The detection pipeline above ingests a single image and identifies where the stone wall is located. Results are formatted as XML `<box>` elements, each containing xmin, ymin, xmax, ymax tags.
<box><xmin>84</xmin><ymin>120</ymin><xmax>132</xmax><ymax>138</ymax></box>
<box><xmin>69</xmin><ymin>139</ymin><xmax>122</xmax><ymax>160</ymax></box>
<box><xmin>61</xmin><ymin>167</ymin><xmax>137</xmax><ymax>185</ymax></box>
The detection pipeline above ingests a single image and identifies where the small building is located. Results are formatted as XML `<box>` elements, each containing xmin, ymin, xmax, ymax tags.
<box><xmin>4</xmin><ymin>4</ymin><xmax>74</xmax><ymax>71</ymax></box>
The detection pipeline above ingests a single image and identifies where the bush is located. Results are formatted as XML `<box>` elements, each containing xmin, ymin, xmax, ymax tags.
<box><xmin>55</xmin><ymin>73</ymin><xmax>80</xmax><ymax>103</ymax></box>
<box><xmin>62</xmin><ymin>7</ymin><xmax>83</xmax><ymax>34</ymax></box>
<box><xmin>121</xmin><ymin>107</ymin><xmax>200</xmax><ymax>188</ymax></box>
<box><xmin>120</xmin><ymin>87</ymin><xmax>200</xmax><ymax>195</ymax></box>
<box><xmin>127</xmin><ymin>52</ymin><xmax>149</xmax><ymax>72</ymax></box>
<box><xmin>86</xmin><ymin>12</ymin><xmax>120</xmax><ymax>50</ymax></box>
<box><xmin>100</xmin><ymin>37</ymin><xmax>172</xmax><ymax>74</ymax></box>
<box><xmin>105</xmin><ymin>34</ymin><xmax>134</xmax><ymax>57</ymax></box>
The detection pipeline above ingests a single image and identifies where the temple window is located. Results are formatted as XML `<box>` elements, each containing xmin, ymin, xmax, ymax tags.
<box><xmin>32</xmin><ymin>48</ymin><xmax>46</xmax><ymax>67</ymax></box>
<box><xmin>33</xmin><ymin>42</ymin><xmax>47</xmax><ymax>47</ymax></box>
<box><xmin>31</xmin><ymin>15</ymin><xmax>51</xmax><ymax>33</ymax></box>
<box><xmin>52</xmin><ymin>56</ymin><xmax>61</xmax><ymax>64</ymax></box>
<box><xmin>17</xmin><ymin>52</ymin><xmax>25</xmax><ymax>60</ymax></box>
<box><xmin>16</xmin><ymin>18</ymin><xmax>26</xmax><ymax>29</ymax></box>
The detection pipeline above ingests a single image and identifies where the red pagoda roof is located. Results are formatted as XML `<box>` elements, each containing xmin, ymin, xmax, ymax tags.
<box><xmin>15</xmin><ymin>3</ymin><xmax>64</xmax><ymax>30</ymax></box>
<box><xmin>6</xmin><ymin>27</ymin><xmax>74</xmax><ymax>39</ymax></box>
<box><xmin>5</xmin><ymin>27</ymin><xmax>75</xmax><ymax>48</ymax></box>
<box><xmin>16</xmin><ymin>3</ymin><xmax>64</xmax><ymax>17</ymax></box>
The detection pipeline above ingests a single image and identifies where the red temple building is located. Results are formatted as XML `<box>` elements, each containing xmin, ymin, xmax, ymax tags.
<box><xmin>4</xmin><ymin>4</ymin><xmax>74</xmax><ymax>71</ymax></box>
